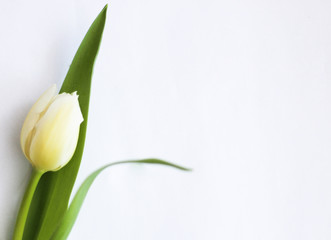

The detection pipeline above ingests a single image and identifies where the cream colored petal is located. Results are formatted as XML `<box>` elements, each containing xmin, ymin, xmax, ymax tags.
<box><xmin>28</xmin><ymin>92</ymin><xmax>83</xmax><ymax>171</ymax></box>
<box><xmin>20</xmin><ymin>84</ymin><xmax>57</xmax><ymax>159</ymax></box>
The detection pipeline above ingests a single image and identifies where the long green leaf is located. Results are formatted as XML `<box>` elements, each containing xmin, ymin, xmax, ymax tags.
<box><xmin>23</xmin><ymin>5</ymin><xmax>108</xmax><ymax>240</ymax></box>
<box><xmin>51</xmin><ymin>159</ymin><xmax>191</xmax><ymax>240</ymax></box>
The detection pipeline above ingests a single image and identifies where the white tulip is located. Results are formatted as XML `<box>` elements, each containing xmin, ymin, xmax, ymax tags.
<box><xmin>20</xmin><ymin>85</ymin><xmax>84</xmax><ymax>172</ymax></box>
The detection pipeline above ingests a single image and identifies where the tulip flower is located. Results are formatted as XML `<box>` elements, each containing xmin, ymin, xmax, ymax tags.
<box><xmin>20</xmin><ymin>84</ymin><xmax>83</xmax><ymax>172</ymax></box>
<box><xmin>13</xmin><ymin>85</ymin><xmax>83</xmax><ymax>240</ymax></box>
<box><xmin>12</xmin><ymin>7</ymin><xmax>190</xmax><ymax>240</ymax></box>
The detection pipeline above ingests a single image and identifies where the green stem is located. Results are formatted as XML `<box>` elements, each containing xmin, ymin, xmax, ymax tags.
<box><xmin>13</xmin><ymin>169</ymin><xmax>43</xmax><ymax>240</ymax></box>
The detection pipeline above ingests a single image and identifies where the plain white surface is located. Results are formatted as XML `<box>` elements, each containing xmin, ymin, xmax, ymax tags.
<box><xmin>1</xmin><ymin>0</ymin><xmax>331</xmax><ymax>239</ymax></box>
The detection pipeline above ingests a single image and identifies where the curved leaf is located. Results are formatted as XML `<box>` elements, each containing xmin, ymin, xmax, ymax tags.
<box><xmin>51</xmin><ymin>159</ymin><xmax>191</xmax><ymax>240</ymax></box>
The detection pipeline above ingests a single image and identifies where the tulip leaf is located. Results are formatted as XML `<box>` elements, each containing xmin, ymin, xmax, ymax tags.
<box><xmin>51</xmin><ymin>159</ymin><xmax>191</xmax><ymax>240</ymax></box>
<box><xmin>23</xmin><ymin>5</ymin><xmax>107</xmax><ymax>240</ymax></box>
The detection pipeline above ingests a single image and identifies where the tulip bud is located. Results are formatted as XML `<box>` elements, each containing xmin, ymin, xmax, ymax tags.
<box><xmin>20</xmin><ymin>85</ymin><xmax>84</xmax><ymax>172</ymax></box>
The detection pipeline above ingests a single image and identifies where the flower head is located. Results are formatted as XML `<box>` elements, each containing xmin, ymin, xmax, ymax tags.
<box><xmin>20</xmin><ymin>85</ymin><xmax>83</xmax><ymax>172</ymax></box>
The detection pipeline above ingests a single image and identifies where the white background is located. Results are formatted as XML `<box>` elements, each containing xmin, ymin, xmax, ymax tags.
<box><xmin>1</xmin><ymin>0</ymin><xmax>331</xmax><ymax>239</ymax></box>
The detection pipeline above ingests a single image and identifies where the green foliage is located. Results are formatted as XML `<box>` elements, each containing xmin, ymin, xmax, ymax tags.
<box><xmin>51</xmin><ymin>159</ymin><xmax>191</xmax><ymax>240</ymax></box>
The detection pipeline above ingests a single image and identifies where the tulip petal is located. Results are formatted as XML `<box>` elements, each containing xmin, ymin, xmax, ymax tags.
<box><xmin>20</xmin><ymin>84</ymin><xmax>57</xmax><ymax>160</ymax></box>
<box><xmin>29</xmin><ymin>93</ymin><xmax>83</xmax><ymax>171</ymax></box>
